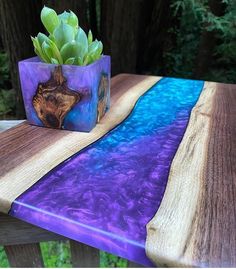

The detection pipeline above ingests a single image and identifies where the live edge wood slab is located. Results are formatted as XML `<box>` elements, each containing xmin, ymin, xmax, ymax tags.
<box><xmin>146</xmin><ymin>81</ymin><xmax>236</xmax><ymax>267</ymax></box>
<box><xmin>0</xmin><ymin>74</ymin><xmax>235</xmax><ymax>267</ymax></box>
<box><xmin>0</xmin><ymin>74</ymin><xmax>160</xmax><ymax>213</ymax></box>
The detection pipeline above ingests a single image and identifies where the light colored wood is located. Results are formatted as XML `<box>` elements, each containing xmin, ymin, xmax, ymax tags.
<box><xmin>0</xmin><ymin>213</ymin><xmax>65</xmax><ymax>245</ymax></box>
<box><xmin>69</xmin><ymin>239</ymin><xmax>100</xmax><ymax>268</ymax></box>
<box><xmin>0</xmin><ymin>74</ymin><xmax>161</xmax><ymax>213</ymax></box>
<box><xmin>146</xmin><ymin>81</ymin><xmax>214</xmax><ymax>266</ymax></box>
<box><xmin>146</xmin><ymin>82</ymin><xmax>236</xmax><ymax>267</ymax></box>
<box><xmin>4</xmin><ymin>243</ymin><xmax>44</xmax><ymax>267</ymax></box>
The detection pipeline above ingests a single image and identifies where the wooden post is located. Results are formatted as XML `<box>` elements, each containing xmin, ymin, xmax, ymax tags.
<box><xmin>0</xmin><ymin>213</ymin><xmax>64</xmax><ymax>245</ymax></box>
<box><xmin>128</xmin><ymin>261</ymin><xmax>145</xmax><ymax>267</ymax></box>
<box><xmin>0</xmin><ymin>213</ymin><xmax>64</xmax><ymax>268</ymax></box>
<box><xmin>4</xmin><ymin>243</ymin><xmax>44</xmax><ymax>268</ymax></box>
<box><xmin>69</xmin><ymin>240</ymin><xmax>100</xmax><ymax>268</ymax></box>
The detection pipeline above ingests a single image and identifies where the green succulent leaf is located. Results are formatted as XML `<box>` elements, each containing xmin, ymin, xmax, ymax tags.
<box><xmin>75</xmin><ymin>27</ymin><xmax>88</xmax><ymax>60</ymax></box>
<box><xmin>31</xmin><ymin>36</ymin><xmax>49</xmax><ymax>62</ymax></box>
<box><xmin>77</xmin><ymin>56</ymin><xmax>83</xmax><ymax>65</ymax></box>
<box><xmin>88</xmin><ymin>30</ymin><xmax>93</xmax><ymax>45</ymax></box>
<box><xmin>33</xmin><ymin>48</ymin><xmax>41</xmax><ymax>58</ymax></box>
<box><xmin>67</xmin><ymin>11</ymin><xmax>79</xmax><ymax>29</ymax></box>
<box><xmin>31</xmin><ymin>36</ymin><xmax>40</xmax><ymax>51</ymax></box>
<box><xmin>65</xmin><ymin>57</ymin><xmax>75</xmax><ymax>65</ymax></box>
<box><xmin>58</xmin><ymin>10</ymin><xmax>78</xmax><ymax>32</ymax></box>
<box><xmin>47</xmin><ymin>39</ymin><xmax>63</xmax><ymax>64</ymax></box>
<box><xmin>37</xmin><ymin>32</ymin><xmax>49</xmax><ymax>46</ymax></box>
<box><xmin>53</xmin><ymin>21</ymin><xmax>75</xmax><ymax>49</ymax></box>
<box><xmin>33</xmin><ymin>6</ymin><xmax>104</xmax><ymax>66</ymax></box>
<box><xmin>82</xmin><ymin>54</ymin><xmax>92</xmax><ymax>65</ymax></box>
<box><xmin>96</xmin><ymin>41</ymin><xmax>103</xmax><ymax>56</ymax></box>
<box><xmin>89</xmin><ymin>40</ymin><xmax>103</xmax><ymax>54</ymax></box>
<box><xmin>34</xmin><ymin>48</ymin><xmax>48</xmax><ymax>62</ymax></box>
<box><xmin>41</xmin><ymin>6</ymin><xmax>60</xmax><ymax>34</ymax></box>
<box><xmin>42</xmin><ymin>41</ymin><xmax>53</xmax><ymax>60</ymax></box>
<box><xmin>51</xmin><ymin>58</ymin><xmax>59</xmax><ymax>64</ymax></box>
<box><xmin>58</xmin><ymin>11</ymin><xmax>70</xmax><ymax>22</ymax></box>
<box><xmin>60</xmin><ymin>41</ymin><xmax>81</xmax><ymax>62</ymax></box>
<box><xmin>87</xmin><ymin>40</ymin><xmax>103</xmax><ymax>62</ymax></box>
<box><xmin>48</xmin><ymin>34</ymin><xmax>56</xmax><ymax>43</ymax></box>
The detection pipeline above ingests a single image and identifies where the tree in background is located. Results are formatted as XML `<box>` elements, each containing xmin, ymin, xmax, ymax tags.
<box><xmin>101</xmin><ymin>0</ymin><xmax>147</xmax><ymax>74</ymax></box>
<box><xmin>0</xmin><ymin>0</ymin><xmax>235</xmax><ymax>118</ymax></box>
<box><xmin>164</xmin><ymin>0</ymin><xmax>236</xmax><ymax>82</ymax></box>
<box><xmin>0</xmin><ymin>0</ymin><xmax>43</xmax><ymax>118</ymax></box>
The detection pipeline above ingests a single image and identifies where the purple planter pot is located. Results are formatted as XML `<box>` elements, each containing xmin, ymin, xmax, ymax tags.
<box><xmin>18</xmin><ymin>55</ymin><xmax>111</xmax><ymax>132</ymax></box>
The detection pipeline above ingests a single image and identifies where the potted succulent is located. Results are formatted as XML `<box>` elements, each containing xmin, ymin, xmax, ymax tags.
<box><xmin>18</xmin><ymin>6</ymin><xmax>110</xmax><ymax>132</ymax></box>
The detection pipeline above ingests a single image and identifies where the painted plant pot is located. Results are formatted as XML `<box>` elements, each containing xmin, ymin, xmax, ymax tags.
<box><xmin>18</xmin><ymin>55</ymin><xmax>111</xmax><ymax>132</ymax></box>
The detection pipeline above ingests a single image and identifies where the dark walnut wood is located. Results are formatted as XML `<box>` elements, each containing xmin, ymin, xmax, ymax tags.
<box><xmin>70</xmin><ymin>240</ymin><xmax>100</xmax><ymax>268</ymax></box>
<box><xmin>0</xmin><ymin>213</ymin><xmax>65</xmax><ymax>245</ymax></box>
<box><xmin>0</xmin><ymin>74</ymin><xmax>160</xmax><ymax>268</ymax></box>
<box><xmin>0</xmin><ymin>74</ymin><xmax>160</xmax><ymax>214</ymax></box>
<box><xmin>0</xmin><ymin>213</ymin><xmax>144</xmax><ymax>268</ymax></box>
<box><xmin>4</xmin><ymin>75</ymin><xmax>235</xmax><ymax>267</ymax></box>
<box><xmin>33</xmin><ymin>66</ymin><xmax>81</xmax><ymax>129</ymax></box>
<box><xmin>146</xmin><ymin>81</ymin><xmax>236</xmax><ymax>267</ymax></box>
<box><xmin>192</xmin><ymin>83</ymin><xmax>236</xmax><ymax>267</ymax></box>
<box><xmin>4</xmin><ymin>243</ymin><xmax>44</xmax><ymax>268</ymax></box>
<box><xmin>0</xmin><ymin>213</ymin><xmax>100</xmax><ymax>267</ymax></box>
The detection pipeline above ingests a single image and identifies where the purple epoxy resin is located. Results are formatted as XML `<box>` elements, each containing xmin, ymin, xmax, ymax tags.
<box><xmin>10</xmin><ymin>78</ymin><xmax>204</xmax><ymax>266</ymax></box>
<box><xmin>18</xmin><ymin>56</ymin><xmax>110</xmax><ymax>132</ymax></box>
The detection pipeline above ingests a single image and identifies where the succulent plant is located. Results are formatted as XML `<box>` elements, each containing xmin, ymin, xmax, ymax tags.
<box><xmin>31</xmin><ymin>6</ymin><xmax>103</xmax><ymax>66</ymax></box>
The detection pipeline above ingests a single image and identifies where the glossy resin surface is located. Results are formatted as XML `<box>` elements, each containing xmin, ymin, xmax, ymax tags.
<box><xmin>10</xmin><ymin>78</ymin><xmax>204</xmax><ymax>266</ymax></box>
<box><xmin>18</xmin><ymin>56</ymin><xmax>110</xmax><ymax>132</ymax></box>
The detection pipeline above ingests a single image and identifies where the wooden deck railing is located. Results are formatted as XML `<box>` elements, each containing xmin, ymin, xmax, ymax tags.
<box><xmin>0</xmin><ymin>121</ymin><xmax>145</xmax><ymax>268</ymax></box>
<box><xmin>0</xmin><ymin>213</ymin><xmax>142</xmax><ymax>267</ymax></box>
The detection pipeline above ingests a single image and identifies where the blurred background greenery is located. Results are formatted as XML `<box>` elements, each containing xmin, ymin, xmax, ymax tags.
<box><xmin>0</xmin><ymin>0</ymin><xmax>235</xmax><ymax>120</ymax></box>
<box><xmin>0</xmin><ymin>242</ymin><xmax>128</xmax><ymax>268</ymax></box>
<box><xmin>0</xmin><ymin>0</ymin><xmax>235</xmax><ymax>267</ymax></box>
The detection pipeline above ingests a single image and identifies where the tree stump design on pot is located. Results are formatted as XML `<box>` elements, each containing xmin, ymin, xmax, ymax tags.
<box><xmin>33</xmin><ymin>66</ymin><xmax>81</xmax><ymax>129</ymax></box>
<box><xmin>97</xmin><ymin>74</ymin><xmax>109</xmax><ymax>122</ymax></box>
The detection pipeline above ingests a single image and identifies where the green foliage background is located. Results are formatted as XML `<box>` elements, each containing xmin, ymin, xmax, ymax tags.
<box><xmin>0</xmin><ymin>52</ymin><xmax>15</xmax><ymax>118</ymax></box>
<box><xmin>164</xmin><ymin>0</ymin><xmax>236</xmax><ymax>82</ymax></box>
<box><xmin>0</xmin><ymin>242</ymin><xmax>128</xmax><ymax>268</ymax></box>
<box><xmin>1</xmin><ymin>0</ymin><xmax>236</xmax><ymax>119</ymax></box>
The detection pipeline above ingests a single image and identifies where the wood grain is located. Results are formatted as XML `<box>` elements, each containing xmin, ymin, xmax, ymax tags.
<box><xmin>70</xmin><ymin>240</ymin><xmax>100</xmax><ymax>268</ymax></box>
<box><xmin>127</xmin><ymin>261</ymin><xmax>145</xmax><ymax>267</ymax></box>
<box><xmin>0</xmin><ymin>74</ymin><xmax>161</xmax><ymax>213</ymax></box>
<box><xmin>4</xmin><ymin>243</ymin><xmax>44</xmax><ymax>267</ymax></box>
<box><xmin>0</xmin><ymin>213</ymin><xmax>65</xmax><ymax>245</ymax></box>
<box><xmin>32</xmin><ymin>65</ymin><xmax>81</xmax><ymax>129</ymax></box>
<box><xmin>146</xmin><ymin>81</ymin><xmax>236</xmax><ymax>267</ymax></box>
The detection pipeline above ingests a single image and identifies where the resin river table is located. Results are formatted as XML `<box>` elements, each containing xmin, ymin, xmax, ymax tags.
<box><xmin>0</xmin><ymin>74</ymin><xmax>235</xmax><ymax>267</ymax></box>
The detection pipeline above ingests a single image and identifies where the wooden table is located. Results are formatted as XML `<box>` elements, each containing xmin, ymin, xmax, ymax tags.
<box><xmin>0</xmin><ymin>74</ymin><xmax>235</xmax><ymax>267</ymax></box>
<box><xmin>0</xmin><ymin>120</ymin><xmax>140</xmax><ymax>268</ymax></box>
<box><xmin>0</xmin><ymin>121</ymin><xmax>104</xmax><ymax>268</ymax></box>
